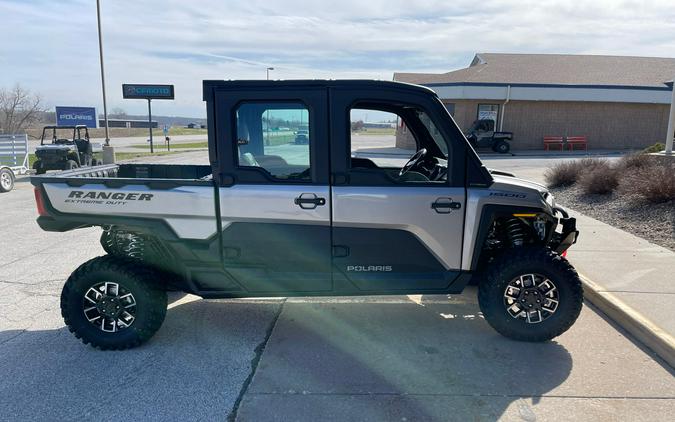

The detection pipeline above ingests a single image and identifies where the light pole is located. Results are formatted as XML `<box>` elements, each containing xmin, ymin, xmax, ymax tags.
<box><xmin>96</xmin><ymin>0</ymin><xmax>114</xmax><ymax>163</ymax></box>
<box><xmin>265</xmin><ymin>67</ymin><xmax>274</xmax><ymax>145</ymax></box>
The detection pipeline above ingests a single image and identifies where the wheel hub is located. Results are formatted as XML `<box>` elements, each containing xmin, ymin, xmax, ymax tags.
<box><xmin>503</xmin><ymin>274</ymin><xmax>559</xmax><ymax>324</ymax></box>
<box><xmin>0</xmin><ymin>172</ymin><xmax>11</xmax><ymax>189</ymax></box>
<box><xmin>83</xmin><ymin>282</ymin><xmax>136</xmax><ymax>332</ymax></box>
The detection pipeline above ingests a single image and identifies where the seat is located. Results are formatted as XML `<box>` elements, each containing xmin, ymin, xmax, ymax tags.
<box><xmin>240</xmin><ymin>152</ymin><xmax>260</xmax><ymax>167</ymax></box>
<box><xmin>566</xmin><ymin>136</ymin><xmax>587</xmax><ymax>151</ymax></box>
<box><xmin>543</xmin><ymin>136</ymin><xmax>564</xmax><ymax>151</ymax></box>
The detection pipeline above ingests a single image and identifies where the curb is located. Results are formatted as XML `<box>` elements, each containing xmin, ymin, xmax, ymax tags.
<box><xmin>580</xmin><ymin>274</ymin><xmax>675</xmax><ymax>368</ymax></box>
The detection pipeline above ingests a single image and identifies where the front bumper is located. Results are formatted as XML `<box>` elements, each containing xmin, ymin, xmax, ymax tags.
<box><xmin>550</xmin><ymin>207</ymin><xmax>579</xmax><ymax>254</ymax></box>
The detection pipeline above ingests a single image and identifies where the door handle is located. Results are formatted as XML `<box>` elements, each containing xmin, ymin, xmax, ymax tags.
<box><xmin>294</xmin><ymin>193</ymin><xmax>326</xmax><ymax>209</ymax></box>
<box><xmin>431</xmin><ymin>198</ymin><xmax>461</xmax><ymax>213</ymax></box>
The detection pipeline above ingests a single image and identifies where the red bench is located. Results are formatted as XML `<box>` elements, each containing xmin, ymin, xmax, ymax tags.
<box><xmin>566</xmin><ymin>136</ymin><xmax>587</xmax><ymax>151</ymax></box>
<box><xmin>543</xmin><ymin>136</ymin><xmax>564</xmax><ymax>151</ymax></box>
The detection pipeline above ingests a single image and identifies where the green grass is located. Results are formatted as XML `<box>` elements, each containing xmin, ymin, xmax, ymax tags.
<box><xmin>131</xmin><ymin>141</ymin><xmax>208</xmax><ymax>149</ymax></box>
<box><xmin>352</xmin><ymin>128</ymin><xmax>396</xmax><ymax>136</ymax></box>
<box><xmin>28</xmin><ymin>151</ymin><xmax>177</xmax><ymax>167</ymax></box>
<box><xmin>131</xmin><ymin>134</ymin><xmax>295</xmax><ymax>149</ymax></box>
<box><xmin>115</xmin><ymin>151</ymin><xmax>177</xmax><ymax>161</ymax></box>
<box><xmin>163</xmin><ymin>127</ymin><xmax>207</xmax><ymax>136</ymax></box>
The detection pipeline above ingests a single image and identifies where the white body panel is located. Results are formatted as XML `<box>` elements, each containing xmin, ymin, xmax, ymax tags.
<box><xmin>43</xmin><ymin>183</ymin><xmax>217</xmax><ymax>239</ymax></box>
<box><xmin>218</xmin><ymin>184</ymin><xmax>330</xmax><ymax>226</ymax></box>
<box><xmin>332</xmin><ymin>186</ymin><xmax>465</xmax><ymax>269</ymax></box>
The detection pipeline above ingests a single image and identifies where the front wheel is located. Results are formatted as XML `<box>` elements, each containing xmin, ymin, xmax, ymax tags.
<box><xmin>60</xmin><ymin>256</ymin><xmax>168</xmax><ymax>350</ymax></box>
<box><xmin>478</xmin><ymin>247</ymin><xmax>583</xmax><ymax>342</ymax></box>
<box><xmin>33</xmin><ymin>160</ymin><xmax>46</xmax><ymax>175</ymax></box>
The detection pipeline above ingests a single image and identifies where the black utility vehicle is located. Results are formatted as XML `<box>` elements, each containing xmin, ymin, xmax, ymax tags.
<box><xmin>33</xmin><ymin>125</ymin><xmax>102</xmax><ymax>174</ymax></box>
<box><xmin>31</xmin><ymin>80</ymin><xmax>581</xmax><ymax>350</ymax></box>
<box><xmin>465</xmin><ymin>119</ymin><xmax>513</xmax><ymax>154</ymax></box>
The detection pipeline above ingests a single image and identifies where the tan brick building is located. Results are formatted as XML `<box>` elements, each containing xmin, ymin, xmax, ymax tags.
<box><xmin>394</xmin><ymin>53</ymin><xmax>675</xmax><ymax>150</ymax></box>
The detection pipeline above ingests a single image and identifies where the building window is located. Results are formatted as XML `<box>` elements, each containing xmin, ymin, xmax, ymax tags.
<box><xmin>477</xmin><ymin>104</ymin><xmax>499</xmax><ymax>127</ymax></box>
<box><xmin>444</xmin><ymin>103</ymin><xmax>455</xmax><ymax>116</ymax></box>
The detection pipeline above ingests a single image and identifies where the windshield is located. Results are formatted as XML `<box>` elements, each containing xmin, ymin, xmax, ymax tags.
<box><xmin>417</xmin><ymin>110</ymin><xmax>448</xmax><ymax>157</ymax></box>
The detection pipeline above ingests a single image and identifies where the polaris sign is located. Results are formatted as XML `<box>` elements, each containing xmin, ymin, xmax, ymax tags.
<box><xmin>122</xmin><ymin>84</ymin><xmax>175</xmax><ymax>100</ymax></box>
<box><xmin>55</xmin><ymin>106</ymin><xmax>97</xmax><ymax>128</ymax></box>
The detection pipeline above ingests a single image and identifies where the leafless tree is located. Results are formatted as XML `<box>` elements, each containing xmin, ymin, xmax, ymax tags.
<box><xmin>0</xmin><ymin>84</ymin><xmax>46</xmax><ymax>134</ymax></box>
<box><xmin>109</xmin><ymin>107</ymin><xmax>128</xmax><ymax>119</ymax></box>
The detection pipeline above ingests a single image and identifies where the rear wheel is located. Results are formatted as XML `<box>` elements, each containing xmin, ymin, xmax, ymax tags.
<box><xmin>493</xmin><ymin>140</ymin><xmax>511</xmax><ymax>154</ymax></box>
<box><xmin>65</xmin><ymin>160</ymin><xmax>78</xmax><ymax>170</ymax></box>
<box><xmin>61</xmin><ymin>256</ymin><xmax>168</xmax><ymax>350</ymax></box>
<box><xmin>478</xmin><ymin>246</ymin><xmax>583</xmax><ymax>342</ymax></box>
<box><xmin>0</xmin><ymin>168</ymin><xmax>14</xmax><ymax>192</ymax></box>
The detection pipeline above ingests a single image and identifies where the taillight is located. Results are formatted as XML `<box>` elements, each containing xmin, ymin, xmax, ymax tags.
<box><xmin>34</xmin><ymin>187</ymin><xmax>49</xmax><ymax>216</ymax></box>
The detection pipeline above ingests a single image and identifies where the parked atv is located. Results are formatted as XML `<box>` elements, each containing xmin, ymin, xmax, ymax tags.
<box><xmin>33</xmin><ymin>125</ymin><xmax>102</xmax><ymax>174</ymax></box>
<box><xmin>465</xmin><ymin>119</ymin><xmax>513</xmax><ymax>154</ymax></box>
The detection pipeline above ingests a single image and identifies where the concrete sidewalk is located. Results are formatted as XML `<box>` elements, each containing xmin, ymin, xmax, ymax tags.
<box><xmin>565</xmin><ymin>210</ymin><xmax>675</xmax><ymax>366</ymax></box>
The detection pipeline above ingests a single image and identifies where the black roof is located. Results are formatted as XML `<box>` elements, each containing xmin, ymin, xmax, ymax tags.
<box><xmin>202</xmin><ymin>79</ymin><xmax>435</xmax><ymax>101</ymax></box>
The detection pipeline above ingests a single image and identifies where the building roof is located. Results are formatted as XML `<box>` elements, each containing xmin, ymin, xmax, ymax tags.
<box><xmin>394</xmin><ymin>53</ymin><xmax>675</xmax><ymax>88</ymax></box>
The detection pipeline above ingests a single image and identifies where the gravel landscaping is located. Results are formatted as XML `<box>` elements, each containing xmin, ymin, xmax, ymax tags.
<box><xmin>551</xmin><ymin>185</ymin><xmax>675</xmax><ymax>251</ymax></box>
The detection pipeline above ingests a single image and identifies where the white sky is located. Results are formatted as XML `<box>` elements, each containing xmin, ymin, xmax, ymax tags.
<box><xmin>1</xmin><ymin>0</ymin><xmax>674</xmax><ymax>118</ymax></box>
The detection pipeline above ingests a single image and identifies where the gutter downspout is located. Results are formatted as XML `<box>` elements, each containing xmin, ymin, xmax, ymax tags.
<box><xmin>499</xmin><ymin>85</ymin><xmax>511</xmax><ymax>132</ymax></box>
<box><xmin>665</xmin><ymin>80</ymin><xmax>674</xmax><ymax>155</ymax></box>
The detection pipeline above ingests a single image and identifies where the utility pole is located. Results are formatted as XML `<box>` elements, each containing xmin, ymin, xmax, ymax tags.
<box><xmin>266</xmin><ymin>67</ymin><xmax>274</xmax><ymax>146</ymax></box>
<box><xmin>97</xmin><ymin>0</ymin><xmax>114</xmax><ymax>163</ymax></box>
<box><xmin>147</xmin><ymin>99</ymin><xmax>154</xmax><ymax>153</ymax></box>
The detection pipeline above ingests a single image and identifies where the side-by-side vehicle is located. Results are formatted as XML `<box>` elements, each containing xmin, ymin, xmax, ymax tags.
<box><xmin>31</xmin><ymin>80</ymin><xmax>581</xmax><ymax>349</ymax></box>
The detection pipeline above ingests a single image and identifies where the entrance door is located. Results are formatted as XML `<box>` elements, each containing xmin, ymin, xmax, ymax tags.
<box><xmin>214</xmin><ymin>88</ymin><xmax>332</xmax><ymax>294</ymax></box>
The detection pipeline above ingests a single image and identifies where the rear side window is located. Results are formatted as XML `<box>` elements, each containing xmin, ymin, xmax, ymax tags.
<box><xmin>235</xmin><ymin>102</ymin><xmax>311</xmax><ymax>181</ymax></box>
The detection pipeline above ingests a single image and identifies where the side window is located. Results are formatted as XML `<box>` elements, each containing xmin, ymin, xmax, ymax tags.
<box><xmin>350</xmin><ymin>109</ymin><xmax>414</xmax><ymax>168</ymax></box>
<box><xmin>349</xmin><ymin>107</ymin><xmax>448</xmax><ymax>185</ymax></box>
<box><xmin>235</xmin><ymin>102</ymin><xmax>311</xmax><ymax>181</ymax></box>
<box><xmin>477</xmin><ymin>104</ymin><xmax>499</xmax><ymax>128</ymax></box>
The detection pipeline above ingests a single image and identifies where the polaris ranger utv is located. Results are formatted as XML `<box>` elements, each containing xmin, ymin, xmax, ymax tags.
<box><xmin>33</xmin><ymin>125</ymin><xmax>102</xmax><ymax>174</ymax></box>
<box><xmin>465</xmin><ymin>119</ymin><xmax>513</xmax><ymax>154</ymax></box>
<box><xmin>31</xmin><ymin>80</ymin><xmax>581</xmax><ymax>350</ymax></box>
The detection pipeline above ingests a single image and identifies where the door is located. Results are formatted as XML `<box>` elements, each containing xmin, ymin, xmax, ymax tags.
<box><xmin>329</xmin><ymin>89</ymin><xmax>466</xmax><ymax>293</ymax></box>
<box><xmin>214</xmin><ymin>88</ymin><xmax>332</xmax><ymax>294</ymax></box>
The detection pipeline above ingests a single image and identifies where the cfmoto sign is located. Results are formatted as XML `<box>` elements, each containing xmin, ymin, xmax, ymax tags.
<box><xmin>122</xmin><ymin>84</ymin><xmax>175</xmax><ymax>100</ymax></box>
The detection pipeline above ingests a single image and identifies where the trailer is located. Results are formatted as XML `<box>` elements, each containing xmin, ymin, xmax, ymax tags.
<box><xmin>0</xmin><ymin>134</ymin><xmax>29</xmax><ymax>192</ymax></box>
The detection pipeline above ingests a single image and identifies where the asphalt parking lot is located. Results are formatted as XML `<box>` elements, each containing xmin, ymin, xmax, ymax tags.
<box><xmin>1</xmin><ymin>156</ymin><xmax>674</xmax><ymax>421</ymax></box>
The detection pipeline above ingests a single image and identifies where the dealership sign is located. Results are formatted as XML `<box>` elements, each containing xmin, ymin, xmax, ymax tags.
<box><xmin>55</xmin><ymin>106</ymin><xmax>97</xmax><ymax>128</ymax></box>
<box><xmin>122</xmin><ymin>84</ymin><xmax>175</xmax><ymax>100</ymax></box>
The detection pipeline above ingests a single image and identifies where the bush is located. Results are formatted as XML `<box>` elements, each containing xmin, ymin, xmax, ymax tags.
<box><xmin>642</xmin><ymin>143</ymin><xmax>665</xmax><ymax>154</ymax></box>
<box><xmin>578</xmin><ymin>161</ymin><xmax>619</xmax><ymax>194</ymax></box>
<box><xmin>545</xmin><ymin>157</ymin><xmax>608</xmax><ymax>188</ymax></box>
<box><xmin>618</xmin><ymin>153</ymin><xmax>652</xmax><ymax>170</ymax></box>
<box><xmin>619</xmin><ymin>160</ymin><xmax>675</xmax><ymax>203</ymax></box>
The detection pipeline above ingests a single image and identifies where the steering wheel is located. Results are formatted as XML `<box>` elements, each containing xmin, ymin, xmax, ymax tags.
<box><xmin>399</xmin><ymin>148</ymin><xmax>427</xmax><ymax>177</ymax></box>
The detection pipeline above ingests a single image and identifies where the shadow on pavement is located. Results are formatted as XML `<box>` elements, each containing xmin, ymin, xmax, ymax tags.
<box><xmin>237</xmin><ymin>295</ymin><xmax>573</xmax><ymax>421</ymax></box>
<box><xmin>0</xmin><ymin>299</ymin><xmax>281</xmax><ymax>422</ymax></box>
